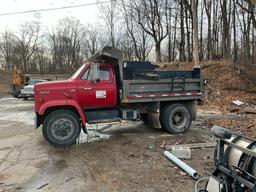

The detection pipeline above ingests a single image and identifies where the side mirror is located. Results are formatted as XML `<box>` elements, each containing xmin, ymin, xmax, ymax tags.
<box><xmin>91</xmin><ymin>62</ymin><xmax>100</xmax><ymax>83</ymax></box>
<box><xmin>95</xmin><ymin>78</ymin><xmax>100</xmax><ymax>83</ymax></box>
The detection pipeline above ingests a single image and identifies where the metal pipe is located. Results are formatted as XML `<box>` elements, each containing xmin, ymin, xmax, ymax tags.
<box><xmin>164</xmin><ymin>151</ymin><xmax>199</xmax><ymax>179</ymax></box>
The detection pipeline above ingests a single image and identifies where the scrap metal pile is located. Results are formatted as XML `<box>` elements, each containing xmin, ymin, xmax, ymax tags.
<box><xmin>205</xmin><ymin>126</ymin><xmax>256</xmax><ymax>192</ymax></box>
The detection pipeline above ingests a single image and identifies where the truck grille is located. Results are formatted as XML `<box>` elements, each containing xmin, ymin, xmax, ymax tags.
<box><xmin>23</xmin><ymin>87</ymin><xmax>34</xmax><ymax>92</ymax></box>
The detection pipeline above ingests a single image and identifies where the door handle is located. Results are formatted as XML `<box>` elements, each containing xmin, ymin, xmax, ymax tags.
<box><xmin>83</xmin><ymin>87</ymin><xmax>92</xmax><ymax>90</ymax></box>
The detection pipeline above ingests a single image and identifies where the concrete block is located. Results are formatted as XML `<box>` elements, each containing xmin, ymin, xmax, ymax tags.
<box><xmin>171</xmin><ymin>146</ymin><xmax>191</xmax><ymax>159</ymax></box>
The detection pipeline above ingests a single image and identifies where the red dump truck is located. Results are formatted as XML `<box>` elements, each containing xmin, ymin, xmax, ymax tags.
<box><xmin>34</xmin><ymin>47</ymin><xmax>203</xmax><ymax>146</ymax></box>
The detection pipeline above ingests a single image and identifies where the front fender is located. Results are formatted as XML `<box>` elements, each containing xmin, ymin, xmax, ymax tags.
<box><xmin>39</xmin><ymin>100</ymin><xmax>86</xmax><ymax>125</ymax></box>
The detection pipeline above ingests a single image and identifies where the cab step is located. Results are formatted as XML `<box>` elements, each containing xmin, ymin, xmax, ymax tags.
<box><xmin>85</xmin><ymin>109</ymin><xmax>120</xmax><ymax>124</ymax></box>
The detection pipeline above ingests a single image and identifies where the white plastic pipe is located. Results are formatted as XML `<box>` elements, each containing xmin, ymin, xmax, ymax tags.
<box><xmin>164</xmin><ymin>150</ymin><xmax>199</xmax><ymax>179</ymax></box>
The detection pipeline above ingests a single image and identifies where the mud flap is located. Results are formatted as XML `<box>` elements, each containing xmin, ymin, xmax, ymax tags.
<box><xmin>34</xmin><ymin>115</ymin><xmax>38</xmax><ymax>129</ymax></box>
<box><xmin>148</xmin><ymin>112</ymin><xmax>161</xmax><ymax>129</ymax></box>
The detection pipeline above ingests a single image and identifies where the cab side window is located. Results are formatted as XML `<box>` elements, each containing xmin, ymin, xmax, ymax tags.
<box><xmin>99</xmin><ymin>67</ymin><xmax>110</xmax><ymax>80</ymax></box>
<box><xmin>81</xmin><ymin>67</ymin><xmax>90</xmax><ymax>80</ymax></box>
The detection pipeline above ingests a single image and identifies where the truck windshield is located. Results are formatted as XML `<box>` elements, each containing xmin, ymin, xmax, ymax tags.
<box><xmin>70</xmin><ymin>64</ymin><xmax>86</xmax><ymax>80</ymax></box>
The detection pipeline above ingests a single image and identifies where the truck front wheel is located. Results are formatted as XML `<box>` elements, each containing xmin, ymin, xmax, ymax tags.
<box><xmin>161</xmin><ymin>104</ymin><xmax>192</xmax><ymax>134</ymax></box>
<box><xmin>42</xmin><ymin>109</ymin><xmax>81</xmax><ymax>146</ymax></box>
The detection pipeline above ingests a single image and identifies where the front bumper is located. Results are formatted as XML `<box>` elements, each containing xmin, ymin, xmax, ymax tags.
<box><xmin>21</xmin><ymin>92</ymin><xmax>34</xmax><ymax>98</ymax></box>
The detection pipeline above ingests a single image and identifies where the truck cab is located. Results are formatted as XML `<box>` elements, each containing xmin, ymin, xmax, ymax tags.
<box><xmin>34</xmin><ymin>47</ymin><xmax>203</xmax><ymax>146</ymax></box>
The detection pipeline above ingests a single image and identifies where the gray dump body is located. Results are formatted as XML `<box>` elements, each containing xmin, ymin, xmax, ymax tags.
<box><xmin>122</xmin><ymin>78</ymin><xmax>202</xmax><ymax>103</ymax></box>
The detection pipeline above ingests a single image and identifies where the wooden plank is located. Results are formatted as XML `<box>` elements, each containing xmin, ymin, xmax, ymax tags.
<box><xmin>165</xmin><ymin>142</ymin><xmax>216</xmax><ymax>150</ymax></box>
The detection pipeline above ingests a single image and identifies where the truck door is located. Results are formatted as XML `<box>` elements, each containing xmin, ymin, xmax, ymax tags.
<box><xmin>77</xmin><ymin>64</ymin><xmax>117</xmax><ymax>109</ymax></box>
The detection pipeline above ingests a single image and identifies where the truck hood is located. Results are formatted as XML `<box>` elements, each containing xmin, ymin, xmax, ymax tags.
<box><xmin>34</xmin><ymin>80</ymin><xmax>72</xmax><ymax>113</ymax></box>
<box><xmin>35</xmin><ymin>80</ymin><xmax>70</xmax><ymax>90</ymax></box>
<box><xmin>34</xmin><ymin>80</ymin><xmax>73</xmax><ymax>99</ymax></box>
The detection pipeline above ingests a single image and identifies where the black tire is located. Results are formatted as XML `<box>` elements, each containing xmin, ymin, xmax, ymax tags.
<box><xmin>42</xmin><ymin>109</ymin><xmax>81</xmax><ymax>147</ymax></box>
<box><xmin>161</xmin><ymin>103</ymin><xmax>192</xmax><ymax>134</ymax></box>
<box><xmin>23</xmin><ymin>97</ymin><xmax>28</xmax><ymax>100</ymax></box>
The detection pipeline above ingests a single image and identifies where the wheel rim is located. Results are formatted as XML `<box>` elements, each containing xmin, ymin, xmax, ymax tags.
<box><xmin>51</xmin><ymin>118</ymin><xmax>74</xmax><ymax>140</ymax></box>
<box><xmin>170</xmin><ymin>110</ymin><xmax>186</xmax><ymax>130</ymax></box>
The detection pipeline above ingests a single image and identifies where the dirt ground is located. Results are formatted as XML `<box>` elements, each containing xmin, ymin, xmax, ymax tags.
<box><xmin>0</xmin><ymin>98</ymin><xmax>220</xmax><ymax>192</ymax></box>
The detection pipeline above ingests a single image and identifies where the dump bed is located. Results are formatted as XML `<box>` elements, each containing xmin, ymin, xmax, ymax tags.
<box><xmin>122</xmin><ymin>69</ymin><xmax>202</xmax><ymax>103</ymax></box>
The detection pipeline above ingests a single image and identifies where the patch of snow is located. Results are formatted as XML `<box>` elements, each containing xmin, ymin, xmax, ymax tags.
<box><xmin>0</xmin><ymin>111</ymin><xmax>34</xmax><ymax>125</ymax></box>
<box><xmin>0</xmin><ymin>98</ymin><xmax>34</xmax><ymax>125</ymax></box>
<box><xmin>0</xmin><ymin>97</ymin><xmax>16</xmax><ymax>101</ymax></box>
<box><xmin>232</xmin><ymin>100</ymin><xmax>244</xmax><ymax>106</ymax></box>
<box><xmin>76</xmin><ymin>129</ymin><xmax>111</xmax><ymax>144</ymax></box>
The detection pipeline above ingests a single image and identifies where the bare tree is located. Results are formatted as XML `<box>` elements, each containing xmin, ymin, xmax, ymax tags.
<box><xmin>199</xmin><ymin>0</ymin><xmax>204</xmax><ymax>60</ymax></box>
<box><xmin>48</xmin><ymin>17</ymin><xmax>85</xmax><ymax>72</ymax></box>
<box><xmin>0</xmin><ymin>30</ymin><xmax>15</xmax><ymax>70</ymax></box>
<box><xmin>120</xmin><ymin>0</ymin><xmax>153</xmax><ymax>61</ymax></box>
<box><xmin>192</xmin><ymin>0</ymin><xmax>200</xmax><ymax>66</ymax></box>
<box><xmin>129</xmin><ymin>0</ymin><xmax>169</xmax><ymax>62</ymax></box>
<box><xmin>83</xmin><ymin>24</ymin><xmax>101</xmax><ymax>57</ymax></box>
<box><xmin>13</xmin><ymin>22</ymin><xmax>40</xmax><ymax>72</ymax></box>
<box><xmin>237</xmin><ymin>0</ymin><xmax>256</xmax><ymax>30</ymax></box>
<box><xmin>98</xmin><ymin>0</ymin><xmax>120</xmax><ymax>47</ymax></box>
<box><xmin>204</xmin><ymin>0</ymin><xmax>213</xmax><ymax>60</ymax></box>
<box><xmin>172</xmin><ymin>12</ymin><xmax>178</xmax><ymax>62</ymax></box>
<box><xmin>232</xmin><ymin>0</ymin><xmax>238</xmax><ymax>63</ymax></box>
<box><xmin>30</xmin><ymin>45</ymin><xmax>51</xmax><ymax>73</ymax></box>
<box><xmin>179</xmin><ymin>0</ymin><xmax>187</xmax><ymax>62</ymax></box>
<box><xmin>221</xmin><ymin>0</ymin><xmax>232</xmax><ymax>60</ymax></box>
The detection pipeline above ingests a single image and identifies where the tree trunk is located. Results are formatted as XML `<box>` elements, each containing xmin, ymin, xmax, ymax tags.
<box><xmin>168</xmin><ymin>8</ymin><xmax>172</xmax><ymax>62</ymax></box>
<box><xmin>192</xmin><ymin>0</ymin><xmax>200</xmax><ymax>66</ymax></box>
<box><xmin>212</xmin><ymin>0</ymin><xmax>218</xmax><ymax>59</ymax></box>
<box><xmin>252</xmin><ymin>26</ymin><xmax>255</xmax><ymax>65</ymax></box>
<box><xmin>185</xmin><ymin>6</ymin><xmax>191</xmax><ymax>61</ymax></box>
<box><xmin>199</xmin><ymin>0</ymin><xmax>204</xmax><ymax>60</ymax></box>
<box><xmin>179</xmin><ymin>1</ymin><xmax>186</xmax><ymax>62</ymax></box>
<box><xmin>204</xmin><ymin>0</ymin><xmax>212</xmax><ymax>60</ymax></box>
<box><xmin>221</xmin><ymin>0</ymin><xmax>231</xmax><ymax>60</ymax></box>
<box><xmin>172</xmin><ymin>14</ymin><xmax>178</xmax><ymax>62</ymax></box>
<box><xmin>155</xmin><ymin>42</ymin><xmax>162</xmax><ymax>62</ymax></box>
<box><xmin>232</xmin><ymin>0</ymin><xmax>237</xmax><ymax>63</ymax></box>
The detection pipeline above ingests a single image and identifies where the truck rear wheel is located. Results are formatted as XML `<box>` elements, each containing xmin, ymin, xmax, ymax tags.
<box><xmin>42</xmin><ymin>109</ymin><xmax>81</xmax><ymax>146</ymax></box>
<box><xmin>161</xmin><ymin>103</ymin><xmax>192</xmax><ymax>134</ymax></box>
